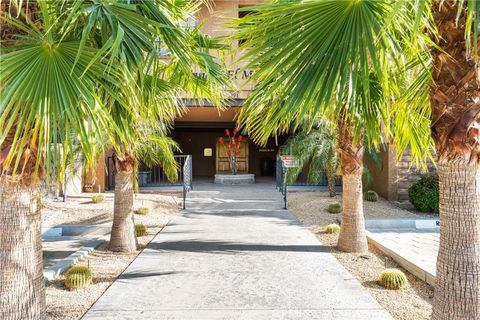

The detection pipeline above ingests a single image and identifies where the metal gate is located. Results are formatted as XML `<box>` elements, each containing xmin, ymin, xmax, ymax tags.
<box><xmin>106</xmin><ymin>155</ymin><xmax>192</xmax><ymax>190</ymax></box>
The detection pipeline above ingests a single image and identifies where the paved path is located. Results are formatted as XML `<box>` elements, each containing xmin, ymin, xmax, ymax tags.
<box><xmin>367</xmin><ymin>230</ymin><xmax>438</xmax><ymax>286</ymax></box>
<box><xmin>83</xmin><ymin>181</ymin><xmax>391</xmax><ymax>320</ymax></box>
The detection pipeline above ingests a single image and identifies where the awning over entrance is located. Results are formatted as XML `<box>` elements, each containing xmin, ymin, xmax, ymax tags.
<box><xmin>175</xmin><ymin>106</ymin><xmax>239</xmax><ymax>124</ymax></box>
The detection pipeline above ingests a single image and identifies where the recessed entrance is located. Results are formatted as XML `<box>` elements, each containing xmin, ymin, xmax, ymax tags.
<box><xmin>169</xmin><ymin>124</ymin><xmax>288</xmax><ymax>178</ymax></box>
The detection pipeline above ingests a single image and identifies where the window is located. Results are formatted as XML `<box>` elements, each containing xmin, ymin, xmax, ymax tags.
<box><xmin>238</xmin><ymin>8</ymin><xmax>256</xmax><ymax>46</ymax></box>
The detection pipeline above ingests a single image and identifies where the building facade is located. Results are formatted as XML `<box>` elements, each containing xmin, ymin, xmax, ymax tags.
<box><xmin>84</xmin><ymin>0</ymin><xmax>285</xmax><ymax>191</ymax></box>
<box><xmin>83</xmin><ymin>1</ymin><xmax>434</xmax><ymax>205</ymax></box>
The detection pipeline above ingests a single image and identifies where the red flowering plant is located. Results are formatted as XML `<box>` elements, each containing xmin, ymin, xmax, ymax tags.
<box><xmin>219</xmin><ymin>128</ymin><xmax>243</xmax><ymax>175</ymax></box>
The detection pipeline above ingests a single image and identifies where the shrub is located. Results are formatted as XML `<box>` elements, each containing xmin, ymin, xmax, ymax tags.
<box><xmin>408</xmin><ymin>176</ymin><xmax>439</xmax><ymax>213</ymax></box>
<box><xmin>327</xmin><ymin>202</ymin><xmax>342</xmax><ymax>214</ymax></box>
<box><xmin>379</xmin><ymin>268</ymin><xmax>408</xmax><ymax>289</ymax></box>
<box><xmin>325</xmin><ymin>224</ymin><xmax>341</xmax><ymax>234</ymax></box>
<box><xmin>64</xmin><ymin>265</ymin><xmax>92</xmax><ymax>290</ymax></box>
<box><xmin>91</xmin><ymin>194</ymin><xmax>105</xmax><ymax>203</ymax></box>
<box><xmin>364</xmin><ymin>190</ymin><xmax>379</xmax><ymax>202</ymax></box>
<box><xmin>135</xmin><ymin>224</ymin><xmax>148</xmax><ymax>237</ymax></box>
<box><xmin>135</xmin><ymin>207</ymin><xmax>151</xmax><ymax>215</ymax></box>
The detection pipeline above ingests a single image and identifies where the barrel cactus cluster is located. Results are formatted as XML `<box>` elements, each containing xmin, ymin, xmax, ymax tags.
<box><xmin>327</xmin><ymin>202</ymin><xmax>342</xmax><ymax>214</ymax></box>
<box><xmin>135</xmin><ymin>224</ymin><xmax>148</xmax><ymax>237</ymax></box>
<box><xmin>379</xmin><ymin>268</ymin><xmax>408</xmax><ymax>289</ymax></box>
<box><xmin>64</xmin><ymin>265</ymin><xmax>92</xmax><ymax>290</ymax></box>
<box><xmin>364</xmin><ymin>190</ymin><xmax>379</xmax><ymax>202</ymax></box>
<box><xmin>325</xmin><ymin>224</ymin><xmax>341</xmax><ymax>234</ymax></box>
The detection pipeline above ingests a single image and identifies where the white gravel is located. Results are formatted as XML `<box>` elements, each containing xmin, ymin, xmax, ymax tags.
<box><xmin>42</xmin><ymin>192</ymin><xmax>181</xmax><ymax>227</ymax></box>
<box><xmin>288</xmin><ymin>191</ymin><xmax>434</xmax><ymax>320</ymax></box>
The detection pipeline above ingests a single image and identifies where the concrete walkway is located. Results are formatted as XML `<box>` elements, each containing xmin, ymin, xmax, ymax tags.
<box><xmin>83</xmin><ymin>181</ymin><xmax>391</xmax><ymax>320</ymax></box>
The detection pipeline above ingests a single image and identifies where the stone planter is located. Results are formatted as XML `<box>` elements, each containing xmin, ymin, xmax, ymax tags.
<box><xmin>214</xmin><ymin>174</ymin><xmax>255</xmax><ymax>185</ymax></box>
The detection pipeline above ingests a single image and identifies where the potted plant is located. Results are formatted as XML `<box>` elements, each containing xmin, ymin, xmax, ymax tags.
<box><xmin>219</xmin><ymin>128</ymin><xmax>243</xmax><ymax>175</ymax></box>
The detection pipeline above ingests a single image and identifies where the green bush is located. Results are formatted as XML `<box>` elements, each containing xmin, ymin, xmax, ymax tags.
<box><xmin>364</xmin><ymin>190</ymin><xmax>379</xmax><ymax>202</ymax></box>
<box><xmin>64</xmin><ymin>265</ymin><xmax>92</xmax><ymax>290</ymax></box>
<box><xmin>327</xmin><ymin>202</ymin><xmax>342</xmax><ymax>214</ymax></box>
<box><xmin>408</xmin><ymin>176</ymin><xmax>439</xmax><ymax>213</ymax></box>
<box><xmin>379</xmin><ymin>268</ymin><xmax>408</xmax><ymax>289</ymax></box>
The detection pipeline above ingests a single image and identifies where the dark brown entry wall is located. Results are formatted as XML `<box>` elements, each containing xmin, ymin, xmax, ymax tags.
<box><xmin>171</xmin><ymin>122</ymin><xmax>287</xmax><ymax>178</ymax></box>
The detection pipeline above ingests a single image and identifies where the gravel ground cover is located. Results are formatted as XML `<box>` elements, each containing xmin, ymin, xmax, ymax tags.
<box><xmin>42</xmin><ymin>192</ymin><xmax>181</xmax><ymax>226</ymax></box>
<box><xmin>289</xmin><ymin>191</ymin><xmax>434</xmax><ymax>320</ymax></box>
<box><xmin>44</xmin><ymin>192</ymin><xmax>180</xmax><ymax>320</ymax></box>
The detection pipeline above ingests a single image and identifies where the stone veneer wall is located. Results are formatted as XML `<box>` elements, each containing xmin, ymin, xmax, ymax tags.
<box><xmin>395</xmin><ymin>148</ymin><xmax>437</xmax><ymax>202</ymax></box>
<box><xmin>367</xmin><ymin>145</ymin><xmax>437</xmax><ymax>203</ymax></box>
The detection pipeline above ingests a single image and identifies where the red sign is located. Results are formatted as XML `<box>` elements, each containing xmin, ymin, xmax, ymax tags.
<box><xmin>281</xmin><ymin>156</ymin><xmax>298</xmax><ymax>168</ymax></box>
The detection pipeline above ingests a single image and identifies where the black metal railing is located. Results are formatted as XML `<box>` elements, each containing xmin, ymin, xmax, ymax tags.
<box><xmin>275</xmin><ymin>156</ymin><xmax>341</xmax><ymax>189</ymax></box>
<box><xmin>106</xmin><ymin>155</ymin><xmax>192</xmax><ymax>190</ymax></box>
<box><xmin>182</xmin><ymin>155</ymin><xmax>192</xmax><ymax>209</ymax></box>
<box><xmin>275</xmin><ymin>155</ymin><xmax>342</xmax><ymax>209</ymax></box>
<box><xmin>277</xmin><ymin>163</ymin><xmax>288</xmax><ymax>209</ymax></box>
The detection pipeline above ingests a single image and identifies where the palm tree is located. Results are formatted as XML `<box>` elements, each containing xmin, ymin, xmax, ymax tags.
<box><xmin>426</xmin><ymin>2</ymin><xmax>479</xmax><ymax>319</ymax></box>
<box><xmin>280</xmin><ymin>117</ymin><xmax>339</xmax><ymax>197</ymax></box>
<box><xmin>234</xmin><ymin>1</ymin><xmax>478</xmax><ymax>318</ymax></box>
<box><xmin>0</xmin><ymin>1</ymin><xmax>228</xmax><ymax>317</ymax></box>
<box><xmin>280</xmin><ymin>116</ymin><xmax>382</xmax><ymax>197</ymax></box>
<box><xmin>0</xmin><ymin>2</ymin><xmax>124</xmax><ymax>318</ymax></box>
<box><xmin>108</xmin><ymin>121</ymin><xmax>180</xmax><ymax>253</ymax></box>
<box><xmin>56</xmin><ymin>1</ymin><xmax>229</xmax><ymax>252</ymax></box>
<box><xmin>234</xmin><ymin>0</ymin><xmax>431</xmax><ymax>253</ymax></box>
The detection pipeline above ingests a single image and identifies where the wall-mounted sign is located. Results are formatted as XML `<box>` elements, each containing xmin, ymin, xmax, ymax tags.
<box><xmin>281</xmin><ymin>155</ymin><xmax>299</xmax><ymax>168</ymax></box>
<box><xmin>204</xmin><ymin>148</ymin><xmax>213</xmax><ymax>157</ymax></box>
<box><xmin>259</xmin><ymin>149</ymin><xmax>275</xmax><ymax>152</ymax></box>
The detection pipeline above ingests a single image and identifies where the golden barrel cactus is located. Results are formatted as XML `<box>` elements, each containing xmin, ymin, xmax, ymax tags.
<box><xmin>379</xmin><ymin>268</ymin><xmax>408</xmax><ymax>289</ymax></box>
<box><xmin>327</xmin><ymin>202</ymin><xmax>342</xmax><ymax>214</ymax></box>
<box><xmin>135</xmin><ymin>224</ymin><xmax>148</xmax><ymax>237</ymax></box>
<box><xmin>325</xmin><ymin>224</ymin><xmax>341</xmax><ymax>234</ymax></box>
<box><xmin>91</xmin><ymin>194</ymin><xmax>105</xmax><ymax>203</ymax></box>
<box><xmin>135</xmin><ymin>207</ymin><xmax>151</xmax><ymax>215</ymax></box>
<box><xmin>64</xmin><ymin>265</ymin><xmax>92</xmax><ymax>290</ymax></box>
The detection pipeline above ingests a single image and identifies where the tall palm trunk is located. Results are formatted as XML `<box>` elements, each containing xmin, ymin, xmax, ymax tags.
<box><xmin>326</xmin><ymin>170</ymin><xmax>336</xmax><ymax>197</ymax></box>
<box><xmin>108</xmin><ymin>153</ymin><xmax>138</xmax><ymax>252</ymax></box>
<box><xmin>433</xmin><ymin>162</ymin><xmax>479</xmax><ymax>319</ymax></box>
<box><xmin>0</xmin><ymin>180</ymin><xmax>45</xmax><ymax>320</ymax></box>
<box><xmin>336</xmin><ymin>116</ymin><xmax>368</xmax><ymax>253</ymax></box>
<box><xmin>0</xmin><ymin>122</ymin><xmax>45</xmax><ymax>319</ymax></box>
<box><xmin>430</xmin><ymin>2</ymin><xmax>480</xmax><ymax>319</ymax></box>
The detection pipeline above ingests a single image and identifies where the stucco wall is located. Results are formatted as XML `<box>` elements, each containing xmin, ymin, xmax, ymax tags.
<box><xmin>84</xmin><ymin>153</ymin><xmax>107</xmax><ymax>193</ymax></box>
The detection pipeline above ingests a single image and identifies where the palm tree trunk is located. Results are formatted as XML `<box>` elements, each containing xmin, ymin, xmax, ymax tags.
<box><xmin>336</xmin><ymin>116</ymin><xmax>368</xmax><ymax>253</ymax></box>
<box><xmin>0</xmin><ymin>179</ymin><xmax>46</xmax><ymax>320</ymax></box>
<box><xmin>0</xmin><ymin>93</ymin><xmax>45</xmax><ymax>318</ymax></box>
<box><xmin>326</xmin><ymin>163</ymin><xmax>336</xmax><ymax>197</ymax></box>
<box><xmin>430</xmin><ymin>2</ymin><xmax>480</xmax><ymax>318</ymax></box>
<box><xmin>432</xmin><ymin>162</ymin><xmax>479</xmax><ymax>320</ymax></box>
<box><xmin>108</xmin><ymin>154</ymin><xmax>137</xmax><ymax>252</ymax></box>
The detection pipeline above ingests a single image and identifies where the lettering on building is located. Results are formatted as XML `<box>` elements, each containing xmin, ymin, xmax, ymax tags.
<box><xmin>193</xmin><ymin>69</ymin><xmax>254</xmax><ymax>80</ymax></box>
